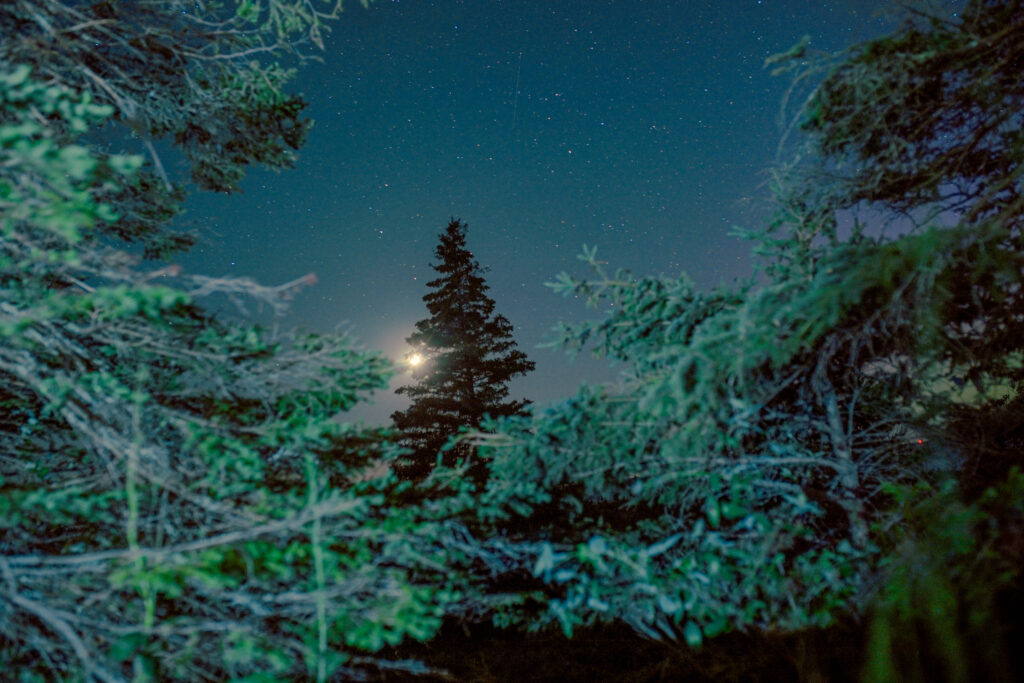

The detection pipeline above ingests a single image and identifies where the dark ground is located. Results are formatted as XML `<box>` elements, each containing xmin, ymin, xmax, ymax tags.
<box><xmin>381</xmin><ymin>619</ymin><xmax>867</xmax><ymax>682</ymax></box>
<box><xmin>378</xmin><ymin>577</ymin><xmax>1024</xmax><ymax>683</ymax></box>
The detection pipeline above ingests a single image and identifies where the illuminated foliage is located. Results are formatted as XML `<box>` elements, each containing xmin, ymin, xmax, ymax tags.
<box><xmin>440</xmin><ymin>4</ymin><xmax>1024</xmax><ymax>677</ymax></box>
<box><xmin>0</xmin><ymin>3</ymin><xmax>464</xmax><ymax>681</ymax></box>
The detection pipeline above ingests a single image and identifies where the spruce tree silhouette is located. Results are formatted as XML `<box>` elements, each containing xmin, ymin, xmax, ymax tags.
<box><xmin>392</xmin><ymin>219</ymin><xmax>535</xmax><ymax>480</ymax></box>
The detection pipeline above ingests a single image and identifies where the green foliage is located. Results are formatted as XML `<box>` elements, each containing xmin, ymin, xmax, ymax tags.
<box><xmin>431</xmin><ymin>3</ymin><xmax>1024</xmax><ymax>671</ymax></box>
<box><xmin>0</xmin><ymin>10</ymin><xmax>459</xmax><ymax>680</ymax></box>
<box><xmin>863</xmin><ymin>469</ymin><xmax>1024</xmax><ymax>682</ymax></box>
<box><xmin>0</xmin><ymin>64</ymin><xmax>135</xmax><ymax>245</ymax></box>
<box><xmin>0</xmin><ymin>1</ymin><xmax>373</xmax><ymax>260</ymax></box>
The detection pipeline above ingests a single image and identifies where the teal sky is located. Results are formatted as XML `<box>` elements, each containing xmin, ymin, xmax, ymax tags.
<box><xmin>176</xmin><ymin>1</ymin><xmax>919</xmax><ymax>423</ymax></box>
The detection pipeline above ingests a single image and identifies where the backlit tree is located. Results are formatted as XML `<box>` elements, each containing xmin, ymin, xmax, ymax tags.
<box><xmin>392</xmin><ymin>219</ymin><xmax>535</xmax><ymax>480</ymax></box>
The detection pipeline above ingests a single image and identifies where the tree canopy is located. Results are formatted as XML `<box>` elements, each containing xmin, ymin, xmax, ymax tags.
<box><xmin>0</xmin><ymin>2</ymin><xmax>465</xmax><ymax>680</ymax></box>
<box><xmin>430</xmin><ymin>3</ymin><xmax>1024</xmax><ymax>678</ymax></box>
<box><xmin>0</xmin><ymin>0</ymin><xmax>368</xmax><ymax>260</ymax></box>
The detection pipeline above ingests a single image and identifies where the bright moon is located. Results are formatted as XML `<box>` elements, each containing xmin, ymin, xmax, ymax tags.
<box><xmin>408</xmin><ymin>353</ymin><xmax>424</xmax><ymax>367</ymax></box>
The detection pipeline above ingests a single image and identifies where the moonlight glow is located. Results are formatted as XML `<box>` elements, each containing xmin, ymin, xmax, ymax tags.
<box><xmin>408</xmin><ymin>353</ymin><xmax>424</xmax><ymax>367</ymax></box>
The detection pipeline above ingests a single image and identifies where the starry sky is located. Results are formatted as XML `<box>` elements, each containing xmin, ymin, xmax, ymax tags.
<box><xmin>176</xmin><ymin>0</ymin><xmax>897</xmax><ymax>424</ymax></box>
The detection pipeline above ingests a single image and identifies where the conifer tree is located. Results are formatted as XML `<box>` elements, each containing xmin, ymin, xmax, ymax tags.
<box><xmin>392</xmin><ymin>219</ymin><xmax>535</xmax><ymax>479</ymax></box>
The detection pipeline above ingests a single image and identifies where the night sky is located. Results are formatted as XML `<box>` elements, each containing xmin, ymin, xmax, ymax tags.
<box><xmin>176</xmin><ymin>1</ymin><xmax>897</xmax><ymax>424</ymax></box>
